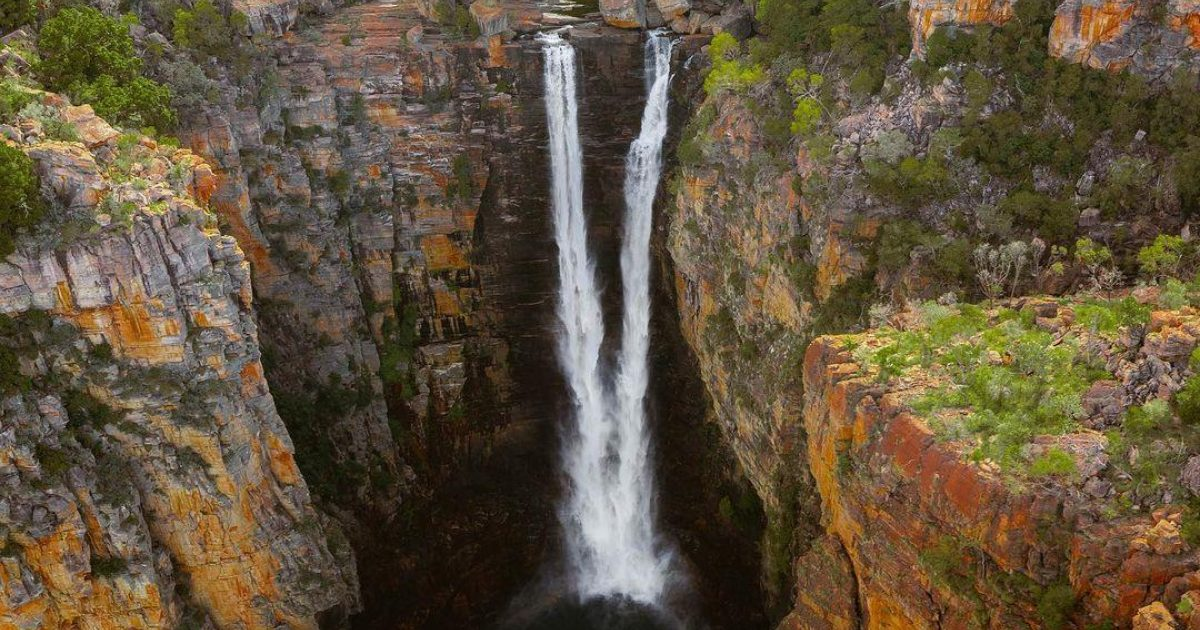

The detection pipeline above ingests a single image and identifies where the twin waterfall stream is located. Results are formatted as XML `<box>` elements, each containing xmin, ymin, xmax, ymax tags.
<box><xmin>540</xmin><ymin>31</ymin><xmax>680</xmax><ymax>617</ymax></box>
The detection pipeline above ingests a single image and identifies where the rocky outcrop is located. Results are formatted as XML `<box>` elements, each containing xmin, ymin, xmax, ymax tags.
<box><xmin>908</xmin><ymin>0</ymin><xmax>1015</xmax><ymax>52</ymax></box>
<box><xmin>596</xmin><ymin>0</ymin><xmax>752</xmax><ymax>39</ymax></box>
<box><xmin>1049</xmin><ymin>0</ymin><xmax>1200</xmax><ymax>76</ymax></box>
<box><xmin>0</xmin><ymin>96</ymin><xmax>357</xmax><ymax>628</ymax></box>
<box><xmin>907</xmin><ymin>0</ymin><xmax>1199</xmax><ymax>76</ymax></box>
<box><xmin>234</xmin><ymin>0</ymin><xmax>302</xmax><ymax>36</ymax></box>
<box><xmin>668</xmin><ymin>90</ymin><xmax>814</xmax><ymax>514</ymax></box>
<box><xmin>796</xmin><ymin>301</ymin><xmax>1200</xmax><ymax>628</ymax></box>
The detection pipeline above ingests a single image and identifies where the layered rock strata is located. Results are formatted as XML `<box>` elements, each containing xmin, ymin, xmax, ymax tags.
<box><xmin>790</xmin><ymin>301</ymin><xmax>1200</xmax><ymax>628</ymax></box>
<box><xmin>0</xmin><ymin>95</ymin><xmax>357</xmax><ymax>629</ymax></box>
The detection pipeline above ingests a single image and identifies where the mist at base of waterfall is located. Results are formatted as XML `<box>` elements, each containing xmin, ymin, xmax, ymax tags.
<box><xmin>510</xmin><ymin>596</ymin><xmax>680</xmax><ymax>630</ymax></box>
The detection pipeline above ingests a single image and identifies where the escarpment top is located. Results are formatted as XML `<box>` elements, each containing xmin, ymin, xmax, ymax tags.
<box><xmin>0</xmin><ymin>84</ymin><xmax>359</xmax><ymax>629</ymax></box>
<box><xmin>794</xmin><ymin>295</ymin><xmax>1200</xmax><ymax>628</ymax></box>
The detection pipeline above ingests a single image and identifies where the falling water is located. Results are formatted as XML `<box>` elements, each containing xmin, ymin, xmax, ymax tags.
<box><xmin>541</xmin><ymin>31</ymin><xmax>677</xmax><ymax>608</ymax></box>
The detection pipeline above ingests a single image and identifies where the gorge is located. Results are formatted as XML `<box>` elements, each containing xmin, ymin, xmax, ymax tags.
<box><xmin>2</xmin><ymin>0</ymin><xmax>1200</xmax><ymax>628</ymax></box>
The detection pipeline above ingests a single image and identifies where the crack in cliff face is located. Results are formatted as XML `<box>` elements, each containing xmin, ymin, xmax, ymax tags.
<box><xmin>0</xmin><ymin>97</ymin><xmax>359</xmax><ymax>628</ymax></box>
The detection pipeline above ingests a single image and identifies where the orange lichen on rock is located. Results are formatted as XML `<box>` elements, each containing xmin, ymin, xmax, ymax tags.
<box><xmin>1173</xmin><ymin>6</ymin><xmax>1200</xmax><ymax>47</ymax></box>
<box><xmin>1049</xmin><ymin>0</ymin><xmax>1138</xmax><ymax>66</ymax></box>
<box><xmin>797</xmin><ymin>327</ymin><xmax>1200</xmax><ymax>628</ymax></box>
<box><xmin>421</xmin><ymin>234</ymin><xmax>469</xmax><ymax>271</ymax></box>
<box><xmin>908</xmin><ymin>0</ymin><xmax>1014</xmax><ymax>53</ymax></box>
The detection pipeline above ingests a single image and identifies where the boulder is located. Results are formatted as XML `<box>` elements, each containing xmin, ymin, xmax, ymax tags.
<box><xmin>601</xmin><ymin>0</ymin><xmax>646</xmax><ymax>28</ymax></box>
<box><xmin>1132</xmin><ymin>601</ymin><xmax>1178</xmax><ymax>630</ymax></box>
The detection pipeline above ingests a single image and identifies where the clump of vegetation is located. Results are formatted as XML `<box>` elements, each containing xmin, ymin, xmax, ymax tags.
<box><xmin>0</xmin><ymin>0</ymin><xmax>35</xmax><ymax>34</ymax></box>
<box><xmin>859</xmin><ymin>302</ymin><xmax>1146</xmax><ymax>472</ymax></box>
<box><xmin>704</xmin><ymin>33</ymin><xmax>765</xmax><ymax>96</ymax></box>
<box><xmin>64</xmin><ymin>389</ymin><xmax>122</xmax><ymax>429</ymax></box>
<box><xmin>36</xmin><ymin>7</ymin><xmax>175</xmax><ymax>130</ymax></box>
<box><xmin>1137</xmin><ymin>234</ymin><xmax>1188</xmax><ymax>281</ymax></box>
<box><xmin>433</xmin><ymin>0</ymin><xmax>480</xmax><ymax>38</ymax></box>
<box><xmin>0</xmin><ymin>142</ymin><xmax>44</xmax><ymax>258</ymax></box>
<box><xmin>1029</xmin><ymin>448</ymin><xmax>1076</xmax><ymax>477</ymax></box>
<box><xmin>754</xmin><ymin>0</ymin><xmax>909</xmax><ymax>96</ymax></box>
<box><xmin>446</xmin><ymin>153</ymin><xmax>473</xmax><ymax>200</ymax></box>
<box><xmin>171</xmin><ymin>0</ymin><xmax>257</xmax><ymax>79</ymax></box>
<box><xmin>35</xmin><ymin>443</ymin><xmax>71</xmax><ymax>478</ymax></box>
<box><xmin>785</xmin><ymin>67</ymin><xmax>823</xmax><ymax>135</ymax></box>
<box><xmin>89</xmin><ymin>553</ymin><xmax>127</xmax><ymax>578</ymax></box>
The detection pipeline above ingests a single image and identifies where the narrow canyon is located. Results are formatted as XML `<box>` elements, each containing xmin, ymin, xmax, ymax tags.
<box><xmin>1</xmin><ymin>0</ymin><xmax>1200</xmax><ymax>627</ymax></box>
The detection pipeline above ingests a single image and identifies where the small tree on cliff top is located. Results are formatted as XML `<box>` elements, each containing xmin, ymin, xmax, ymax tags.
<box><xmin>0</xmin><ymin>142</ymin><xmax>44</xmax><ymax>258</ymax></box>
<box><xmin>36</xmin><ymin>7</ymin><xmax>175</xmax><ymax>130</ymax></box>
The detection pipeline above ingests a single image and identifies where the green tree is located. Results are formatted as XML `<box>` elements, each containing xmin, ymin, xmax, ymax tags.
<box><xmin>1137</xmin><ymin>234</ymin><xmax>1187</xmax><ymax>280</ymax></box>
<box><xmin>0</xmin><ymin>0</ymin><xmax>35</xmax><ymax>33</ymax></box>
<box><xmin>0</xmin><ymin>142</ymin><xmax>43</xmax><ymax>258</ymax></box>
<box><xmin>36</xmin><ymin>7</ymin><xmax>175</xmax><ymax>130</ymax></box>
<box><xmin>1174</xmin><ymin>141</ymin><xmax>1200</xmax><ymax>217</ymax></box>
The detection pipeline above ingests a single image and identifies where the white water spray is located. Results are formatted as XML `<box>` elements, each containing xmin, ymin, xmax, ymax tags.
<box><xmin>541</xmin><ymin>31</ymin><xmax>677</xmax><ymax>607</ymax></box>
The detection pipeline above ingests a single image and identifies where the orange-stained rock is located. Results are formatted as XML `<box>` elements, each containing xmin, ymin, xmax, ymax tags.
<box><xmin>0</xmin><ymin>92</ymin><xmax>359</xmax><ymax>630</ymax></box>
<box><xmin>1133</xmin><ymin>601</ymin><xmax>1179</xmax><ymax>629</ymax></box>
<box><xmin>1048</xmin><ymin>0</ymin><xmax>1200</xmax><ymax>74</ymax></box>
<box><xmin>798</xmin><ymin>325</ymin><xmax>1200</xmax><ymax>628</ymax></box>
<box><xmin>908</xmin><ymin>0</ymin><xmax>1014</xmax><ymax>54</ymax></box>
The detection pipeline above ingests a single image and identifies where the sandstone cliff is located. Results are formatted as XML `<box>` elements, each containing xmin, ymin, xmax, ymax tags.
<box><xmin>0</xmin><ymin>94</ymin><xmax>358</xmax><ymax>628</ymax></box>
<box><xmin>790</xmin><ymin>298</ymin><xmax>1200</xmax><ymax>628</ymax></box>
<box><xmin>908</xmin><ymin>0</ymin><xmax>1200</xmax><ymax>77</ymax></box>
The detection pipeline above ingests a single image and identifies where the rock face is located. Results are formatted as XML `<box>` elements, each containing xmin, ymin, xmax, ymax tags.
<box><xmin>796</xmin><ymin>303</ymin><xmax>1200</xmax><ymax>628</ymax></box>
<box><xmin>908</xmin><ymin>0</ymin><xmax>1015</xmax><ymax>52</ymax></box>
<box><xmin>668</xmin><ymin>90</ymin><xmax>814</xmax><ymax>514</ymax></box>
<box><xmin>1049</xmin><ymin>0</ymin><xmax>1200</xmax><ymax>76</ymax></box>
<box><xmin>0</xmin><ymin>97</ymin><xmax>357</xmax><ymax>629</ymax></box>
<box><xmin>176</xmin><ymin>3</ymin><xmax>741</xmax><ymax>624</ymax></box>
<box><xmin>233</xmin><ymin>0</ymin><xmax>302</xmax><ymax>36</ymax></box>
<box><xmin>907</xmin><ymin>0</ymin><xmax>1200</xmax><ymax>76</ymax></box>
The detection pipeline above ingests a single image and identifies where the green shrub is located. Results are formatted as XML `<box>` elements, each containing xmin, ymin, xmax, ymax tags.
<box><xmin>172</xmin><ymin>0</ymin><xmax>254</xmax><ymax>74</ymax></box>
<box><xmin>447</xmin><ymin>153</ymin><xmax>473</xmax><ymax>200</ymax></box>
<box><xmin>999</xmin><ymin>190</ymin><xmax>1077</xmax><ymax>244</ymax></box>
<box><xmin>1093</xmin><ymin>157</ymin><xmax>1154</xmax><ymax>219</ymax></box>
<box><xmin>1036</xmin><ymin>580</ymin><xmax>1076</xmax><ymax>630</ymax></box>
<box><xmin>755</xmin><ymin>0</ymin><xmax>908</xmax><ymax>94</ymax></box>
<box><xmin>704</xmin><ymin>33</ymin><xmax>765</xmax><ymax>96</ymax></box>
<box><xmin>64</xmin><ymin>389</ymin><xmax>122</xmax><ymax>428</ymax></box>
<box><xmin>891</xmin><ymin>306</ymin><xmax>1117</xmax><ymax>470</ymax></box>
<box><xmin>1176</xmin><ymin>375</ymin><xmax>1200</xmax><ymax>425</ymax></box>
<box><xmin>433</xmin><ymin>0</ymin><xmax>480</xmax><ymax>38</ymax></box>
<box><xmin>36</xmin><ymin>7</ymin><xmax>175</xmax><ymax>130</ymax></box>
<box><xmin>0</xmin><ymin>0</ymin><xmax>35</xmax><ymax>34</ymax></box>
<box><xmin>864</xmin><ymin>154</ymin><xmax>952</xmax><ymax>208</ymax></box>
<box><xmin>1029</xmin><ymin>448</ymin><xmax>1076</xmax><ymax>477</ymax></box>
<box><xmin>0</xmin><ymin>142</ymin><xmax>43</xmax><ymax>258</ymax></box>
<box><xmin>0</xmin><ymin>80</ymin><xmax>33</xmax><ymax>123</ymax></box>
<box><xmin>90</xmin><ymin>554</ymin><xmax>127</xmax><ymax>577</ymax></box>
<box><xmin>1137</xmin><ymin>234</ymin><xmax>1187</xmax><ymax>280</ymax></box>
<box><xmin>35</xmin><ymin>443</ymin><xmax>71</xmax><ymax>478</ymax></box>
<box><xmin>1174</xmin><ymin>143</ymin><xmax>1200</xmax><ymax>218</ymax></box>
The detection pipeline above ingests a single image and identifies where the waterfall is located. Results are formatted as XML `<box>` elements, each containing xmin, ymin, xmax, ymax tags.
<box><xmin>541</xmin><ymin>31</ymin><xmax>677</xmax><ymax>607</ymax></box>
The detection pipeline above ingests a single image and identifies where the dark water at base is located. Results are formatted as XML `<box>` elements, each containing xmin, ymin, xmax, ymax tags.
<box><xmin>510</xmin><ymin>597</ymin><xmax>680</xmax><ymax>630</ymax></box>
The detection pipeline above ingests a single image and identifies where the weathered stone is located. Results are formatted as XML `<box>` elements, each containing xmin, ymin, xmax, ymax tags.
<box><xmin>1049</xmin><ymin>0</ymin><xmax>1200</xmax><ymax>77</ymax></box>
<box><xmin>1132</xmin><ymin>601</ymin><xmax>1179</xmax><ymax>629</ymax></box>
<box><xmin>233</xmin><ymin>0</ymin><xmax>301</xmax><ymax>37</ymax></box>
<box><xmin>1182</xmin><ymin>456</ymin><xmax>1200</xmax><ymax>497</ymax></box>
<box><xmin>0</xmin><ymin>97</ymin><xmax>358</xmax><ymax>629</ymax></box>
<box><xmin>908</xmin><ymin>0</ymin><xmax>1014</xmax><ymax>54</ymax></box>
<box><xmin>654</xmin><ymin>0</ymin><xmax>692</xmax><ymax>21</ymax></box>
<box><xmin>703</xmin><ymin>5</ymin><xmax>753</xmax><ymax>39</ymax></box>
<box><xmin>601</xmin><ymin>0</ymin><xmax>646</xmax><ymax>28</ymax></box>
<box><xmin>1083</xmin><ymin>379</ymin><xmax>1126</xmax><ymax>426</ymax></box>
